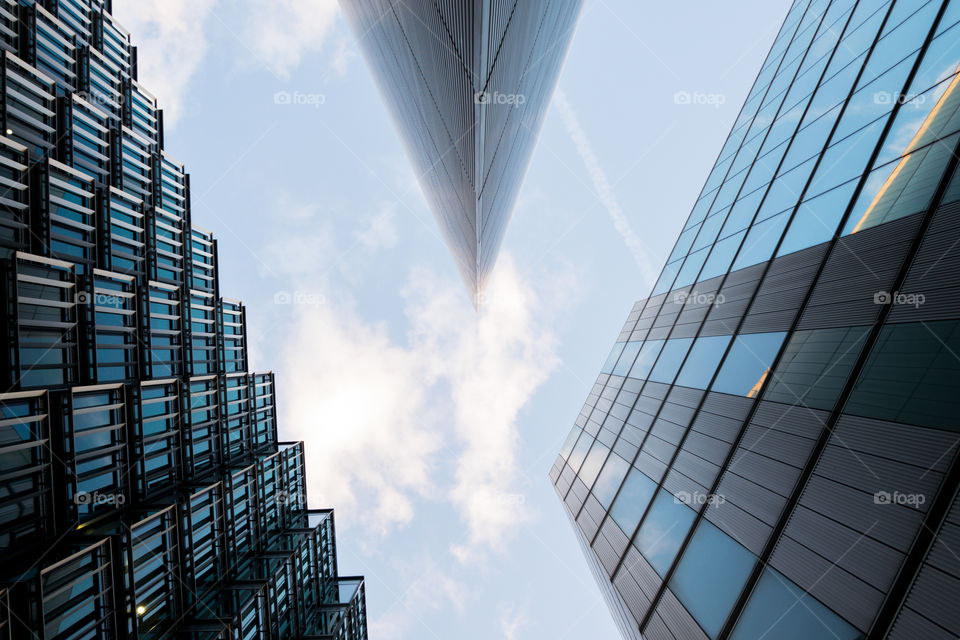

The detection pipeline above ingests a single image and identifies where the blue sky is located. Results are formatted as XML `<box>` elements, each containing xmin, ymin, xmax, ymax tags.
<box><xmin>115</xmin><ymin>1</ymin><xmax>792</xmax><ymax>637</ymax></box>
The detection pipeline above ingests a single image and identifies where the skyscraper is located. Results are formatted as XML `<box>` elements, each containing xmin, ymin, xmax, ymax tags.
<box><xmin>0</xmin><ymin>1</ymin><xmax>367</xmax><ymax>638</ymax></box>
<box><xmin>341</xmin><ymin>0</ymin><xmax>583</xmax><ymax>302</ymax></box>
<box><xmin>552</xmin><ymin>1</ymin><xmax>960</xmax><ymax>638</ymax></box>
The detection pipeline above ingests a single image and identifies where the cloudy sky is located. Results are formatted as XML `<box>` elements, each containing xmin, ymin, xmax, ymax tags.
<box><xmin>113</xmin><ymin>0</ymin><xmax>792</xmax><ymax>637</ymax></box>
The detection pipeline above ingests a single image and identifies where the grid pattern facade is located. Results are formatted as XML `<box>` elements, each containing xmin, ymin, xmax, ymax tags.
<box><xmin>341</xmin><ymin>0</ymin><xmax>583</xmax><ymax>300</ymax></box>
<box><xmin>0</xmin><ymin>1</ymin><xmax>367</xmax><ymax>638</ymax></box>
<box><xmin>551</xmin><ymin>1</ymin><xmax>960</xmax><ymax>638</ymax></box>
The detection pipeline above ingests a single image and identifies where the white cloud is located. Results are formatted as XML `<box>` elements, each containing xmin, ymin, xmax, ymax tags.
<box><xmin>356</xmin><ymin>203</ymin><xmax>399</xmax><ymax>250</ymax></box>
<box><xmin>111</xmin><ymin>0</ymin><xmax>218</xmax><ymax>126</ymax></box>
<box><xmin>368</xmin><ymin>558</ymin><xmax>470</xmax><ymax>640</ymax></box>
<box><xmin>239</xmin><ymin>0</ymin><xmax>340</xmax><ymax>78</ymax></box>
<box><xmin>553</xmin><ymin>90</ymin><xmax>659</xmax><ymax>288</ymax></box>
<box><xmin>498</xmin><ymin>604</ymin><xmax>530</xmax><ymax>640</ymax></box>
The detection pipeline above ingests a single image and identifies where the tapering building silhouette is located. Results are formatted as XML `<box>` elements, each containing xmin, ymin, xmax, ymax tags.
<box><xmin>341</xmin><ymin>0</ymin><xmax>583</xmax><ymax>301</ymax></box>
<box><xmin>0</xmin><ymin>1</ymin><xmax>367</xmax><ymax>638</ymax></box>
<box><xmin>552</xmin><ymin>1</ymin><xmax>960</xmax><ymax>638</ymax></box>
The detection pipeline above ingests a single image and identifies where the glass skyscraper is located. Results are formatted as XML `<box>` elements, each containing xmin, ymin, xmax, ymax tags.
<box><xmin>0</xmin><ymin>1</ymin><xmax>367</xmax><ymax>638</ymax></box>
<box><xmin>552</xmin><ymin>1</ymin><xmax>960</xmax><ymax>638</ymax></box>
<box><xmin>341</xmin><ymin>0</ymin><xmax>583</xmax><ymax>301</ymax></box>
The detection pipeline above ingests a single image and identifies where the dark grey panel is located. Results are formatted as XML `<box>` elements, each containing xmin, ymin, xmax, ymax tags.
<box><xmin>650</xmin><ymin>589</ymin><xmax>710</xmax><ymax>640</ymax></box>
<box><xmin>702</xmin><ymin>262</ymin><xmax>767</xmax><ymax>336</ymax></box>
<box><xmin>740</xmin><ymin>243</ymin><xmax>829</xmax><ymax>333</ymax></box>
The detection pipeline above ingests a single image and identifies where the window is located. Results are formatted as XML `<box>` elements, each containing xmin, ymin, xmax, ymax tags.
<box><xmin>613</xmin><ymin>341</ymin><xmax>642</xmax><ymax>376</ymax></box>
<box><xmin>649</xmin><ymin>338</ymin><xmax>694</xmax><ymax>384</ymax></box>
<box><xmin>845</xmin><ymin>320</ymin><xmax>960</xmax><ymax>430</ymax></box>
<box><xmin>579</xmin><ymin>442</ymin><xmax>610</xmax><ymax>488</ymax></box>
<box><xmin>592</xmin><ymin>453</ymin><xmax>630</xmax><ymax>508</ymax></box>
<box><xmin>670</xmin><ymin>520</ymin><xmax>757</xmax><ymax>638</ymax></box>
<box><xmin>777</xmin><ymin>179</ymin><xmax>857</xmax><ymax>256</ymax></box>
<box><xmin>601</xmin><ymin>342</ymin><xmax>626</xmax><ymax>374</ymax></box>
<box><xmin>609</xmin><ymin>468</ymin><xmax>657</xmax><ymax>535</ymax></box>
<box><xmin>675</xmin><ymin>335</ymin><xmax>732</xmax><ymax>389</ymax></box>
<box><xmin>731</xmin><ymin>568</ymin><xmax>864</xmax><ymax>640</ymax></box>
<box><xmin>629</xmin><ymin>340</ymin><xmax>665</xmax><ymax>380</ymax></box>
<box><xmin>559</xmin><ymin>427</ymin><xmax>582</xmax><ymax>460</ymax></box>
<box><xmin>764</xmin><ymin>326</ymin><xmax>869</xmax><ymax>409</ymax></box>
<box><xmin>732</xmin><ymin>211</ymin><xmax>790</xmax><ymax>270</ymax></box>
<box><xmin>712</xmin><ymin>332</ymin><xmax>787</xmax><ymax>397</ymax></box>
<box><xmin>567</xmin><ymin>432</ymin><xmax>594</xmax><ymax>470</ymax></box>
<box><xmin>634</xmin><ymin>489</ymin><xmax>696</xmax><ymax>576</ymax></box>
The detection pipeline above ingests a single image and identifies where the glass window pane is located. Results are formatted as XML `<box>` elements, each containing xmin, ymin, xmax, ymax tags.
<box><xmin>675</xmin><ymin>335</ymin><xmax>733</xmax><ymax>389</ymax></box>
<box><xmin>592</xmin><ymin>453</ymin><xmax>630</xmax><ymax>508</ymax></box>
<box><xmin>579</xmin><ymin>442</ymin><xmax>610</xmax><ymax>488</ymax></box>
<box><xmin>732</xmin><ymin>211</ymin><xmax>790</xmax><ymax>270</ymax></box>
<box><xmin>846</xmin><ymin>320</ymin><xmax>960</xmax><ymax>431</ymax></box>
<box><xmin>670</xmin><ymin>520</ymin><xmax>757</xmax><ymax>638</ymax></box>
<box><xmin>634</xmin><ymin>489</ymin><xmax>697</xmax><ymax>576</ymax></box>
<box><xmin>778</xmin><ymin>179</ymin><xmax>858</xmax><ymax>256</ymax></box>
<box><xmin>567</xmin><ymin>432</ymin><xmax>594</xmax><ymax>470</ymax></box>
<box><xmin>699</xmin><ymin>231</ymin><xmax>746</xmax><ymax>282</ymax></box>
<box><xmin>649</xmin><ymin>338</ymin><xmax>695</xmax><ymax>384</ymax></box>
<box><xmin>629</xmin><ymin>339</ymin><xmax>666</xmax><ymax>380</ymax></box>
<box><xmin>653</xmin><ymin>261</ymin><xmax>681</xmax><ymax>296</ymax></box>
<box><xmin>559</xmin><ymin>427</ymin><xmax>581</xmax><ymax>459</ymax></box>
<box><xmin>712</xmin><ymin>332</ymin><xmax>788</xmax><ymax>397</ymax></box>
<box><xmin>602</xmin><ymin>342</ymin><xmax>626</xmax><ymax>374</ymax></box>
<box><xmin>764</xmin><ymin>326</ymin><xmax>870</xmax><ymax>409</ymax></box>
<box><xmin>613</xmin><ymin>341</ymin><xmax>642</xmax><ymax>377</ymax></box>
<box><xmin>731</xmin><ymin>568</ymin><xmax>864</xmax><ymax>640</ymax></box>
<box><xmin>609</xmin><ymin>468</ymin><xmax>657</xmax><ymax>535</ymax></box>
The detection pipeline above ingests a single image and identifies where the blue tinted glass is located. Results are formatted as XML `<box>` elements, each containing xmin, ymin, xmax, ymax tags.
<box><xmin>602</xmin><ymin>342</ymin><xmax>626</xmax><ymax>374</ymax></box>
<box><xmin>675</xmin><ymin>247</ymin><xmax>710</xmax><ymax>289</ymax></box>
<box><xmin>579</xmin><ymin>443</ymin><xmax>610</xmax><ymax>487</ymax></box>
<box><xmin>712</xmin><ymin>332</ymin><xmax>787</xmax><ymax>396</ymax></box>
<box><xmin>732</xmin><ymin>211</ymin><xmax>790</xmax><ymax>270</ymax></box>
<box><xmin>699</xmin><ymin>231</ymin><xmax>746</xmax><ymax>282</ymax></box>
<box><xmin>731</xmin><ymin>568</ymin><xmax>864</xmax><ymax>640</ymax></box>
<box><xmin>567</xmin><ymin>432</ymin><xmax>594</xmax><ymax>470</ymax></box>
<box><xmin>635</xmin><ymin>490</ymin><xmax>696</xmax><ymax>576</ymax></box>
<box><xmin>592</xmin><ymin>453</ymin><xmax>630</xmax><ymax>507</ymax></box>
<box><xmin>907</xmin><ymin>24</ymin><xmax>960</xmax><ymax>99</ymax></box>
<box><xmin>652</xmin><ymin>261</ymin><xmax>681</xmax><ymax>295</ymax></box>
<box><xmin>777</xmin><ymin>179</ymin><xmax>857</xmax><ymax>256</ymax></box>
<box><xmin>670</xmin><ymin>520</ymin><xmax>757</xmax><ymax>638</ymax></box>
<box><xmin>629</xmin><ymin>340</ymin><xmax>665</xmax><ymax>380</ymax></box>
<box><xmin>613</xmin><ymin>341</ymin><xmax>642</xmax><ymax>376</ymax></box>
<box><xmin>559</xmin><ymin>427</ymin><xmax>581</xmax><ymax>459</ymax></box>
<box><xmin>675</xmin><ymin>335</ymin><xmax>732</xmax><ymax>389</ymax></box>
<box><xmin>649</xmin><ymin>338</ymin><xmax>694</xmax><ymax>384</ymax></box>
<box><xmin>609</xmin><ymin>468</ymin><xmax>657</xmax><ymax>535</ymax></box>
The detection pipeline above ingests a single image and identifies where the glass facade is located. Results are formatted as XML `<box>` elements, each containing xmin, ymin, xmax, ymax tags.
<box><xmin>552</xmin><ymin>1</ymin><xmax>960</xmax><ymax>638</ymax></box>
<box><xmin>341</xmin><ymin>0</ymin><xmax>584</xmax><ymax>300</ymax></box>
<box><xmin>0</xmin><ymin>1</ymin><xmax>367</xmax><ymax>638</ymax></box>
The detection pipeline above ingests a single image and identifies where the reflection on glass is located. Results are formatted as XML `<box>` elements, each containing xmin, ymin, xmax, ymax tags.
<box><xmin>846</xmin><ymin>320</ymin><xmax>960</xmax><ymax>431</ymax></box>
<box><xmin>731</xmin><ymin>568</ymin><xmax>864</xmax><ymax>640</ymax></box>
<box><xmin>629</xmin><ymin>340</ymin><xmax>665</xmax><ymax>380</ymax></box>
<box><xmin>609</xmin><ymin>468</ymin><xmax>657</xmax><ymax>535</ymax></box>
<box><xmin>559</xmin><ymin>427</ymin><xmax>582</xmax><ymax>460</ymax></box>
<box><xmin>613</xmin><ymin>341</ymin><xmax>642</xmax><ymax>377</ymax></box>
<box><xmin>732</xmin><ymin>212</ymin><xmax>790</xmax><ymax>270</ymax></box>
<box><xmin>567</xmin><ymin>432</ymin><xmax>594</xmax><ymax>471</ymax></box>
<box><xmin>778</xmin><ymin>179</ymin><xmax>857</xmax><ymax>256</ymax></box>
<box><xmin>579</xmin><ymin>442</ymin><xmax>610</xmax><ymax>487</ymax></box>
<box><xmin>649</xmin><ymin>338</ymin><xmax>694</xmax><ymax>384</ymax></box>
<box><xmin>712</xmin><ymin>332</ymin><xmax>787</xmax><ymax>396</ymax></box>
<box><xmin>670</xmin><ymin>520</ymin><xmax>757</xmax><ymax>638</ymax></box>
<box><xmin>634</xmin><ymin>489</ymin><xmax>696</xmax><ymax>576</ymax></box>
<box><xmin>592</xmin><ymin>453</ymin><xmax>630</xmax><ymax>508</ymax></box>
<box><xmin>675</xmin><ymin>335</ymin><xmax>732</xmax><ymax>390</ymax></box>
<box><xmin>601</xmin><ymin>342</ymin><xmax>626</xmax><ymax>374</ymax></box>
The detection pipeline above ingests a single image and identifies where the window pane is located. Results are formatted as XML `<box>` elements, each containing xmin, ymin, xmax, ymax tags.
<box><xmin>778</xmin><ymin>179</ymin><xmax>857</xmax><ymax>256</ymax></box>
<box><xmin>764</xmin><ymin>326</ymin><xmax>870</xmax><ymax>410</ymax></box>
<box><xmin>649</xmin><ymin>338</ymin><xmax>694</xmax><ymax>384</ymax></box>
<box><xmin>712</xmin><ymin>332</ymin><xmax>788</xmax><ymax>396</ymax></box>
<box><xmin>613</xmin><ymin>341</ymin><xmax>642</xmax><ymax>376</ymax></box>
<box><xmin>559</xmin><ymin>427</ymin><xmax>581</xmax><ymax>459</ymax></box>
<box><xmin>675</xmin><ymin>335</ymin><xmax>732</xmax><ymax>389</ymax></box>
<box><xmin>592</xmin><ymin>453</ymin><xmax>630</xmax><ymax>508</ymax></box>
<box><xmin>629</xmin><ymin>340</ymin><xmax>665</xmax><ymax>380</ymax></box>
<box><xmin>609</xmin><ymin>468</ymin><xmax>657</xmax><ymax>535</ymax></box>
<box><xmin>670</xmin><ymin>520</ymin><xmax>757</xmax><ymax>638</ymax></box>
<box><xmin>579</xmin><ymin>442</ymin><xmax>610</xmax><ymax>488</ymax></box>
<box><xmin>699</xmin><ymin>231</ymin><xmax>746</xmax><ymax>282</ymax></box>
<box><xmin>602</xmin><ymin>342</ymin><xmax>626</xmax><ymax>374</ymax></box>
<box><xmin>846</xmin><ymin>320</ymin><xmax>960</xmax><ymax>430</ymax></box>
<box><xmin>567</xmin><ymin>432</ymin><xmax>594</xmax><ymax>470</ymax></box>
<box><xmin>732</xmin><ymin>211</ymin><xmax>790</xmax><ymax>270</ymax></box>
<box><xmin>634</xmin><ymin>489</ymin><xmax>696</xmax><ymax>576</ymax></box>
<box><xmin>731</xmin><ymin>568</ymin><xmax>864</xmax><ymax>640</ymax></box>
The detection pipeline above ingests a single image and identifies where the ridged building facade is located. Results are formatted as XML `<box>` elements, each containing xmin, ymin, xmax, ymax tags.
<box><xmin>0</xmin><ymin>1</ymin><xmax>367</xmax><ymax>638</ymax></box>
<box><xmin>552</xmin><ymin>0</ymin><xmax>960</xmax><ymax>638</ymax></box>
<box><xmin>341</xmin><ymin>0</ymin><xmax>583</xmax><ymax>301</ymax></box>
